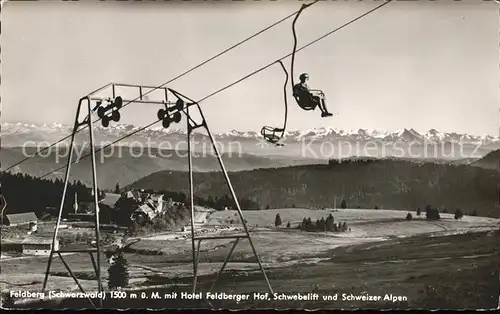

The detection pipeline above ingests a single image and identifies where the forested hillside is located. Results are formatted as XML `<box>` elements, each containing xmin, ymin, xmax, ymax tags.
<box><xmin>0</xmin><ymin>173</ymin><xmax>92</xmax><ymax>217</ymax></box>
<box><xmin>0</xmin><ymin>172</ymin><xmax>260</xmax><ymax>221</ymax></box>
<box><xmin>128</xmin><ymin>158</ymin><xmax>500</xmax><ymax>217</ymax></box>
<box><xmin>470</xmin><ymin>149</ymin><xmax>499</xmax><ymax>170</ymax></box>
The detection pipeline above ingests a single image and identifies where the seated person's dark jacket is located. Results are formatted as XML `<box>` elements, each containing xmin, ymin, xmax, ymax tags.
<box><xmin>293</xmin><ymin>83</ymin><xmax>316</xmax><ymax>105</ymax></box>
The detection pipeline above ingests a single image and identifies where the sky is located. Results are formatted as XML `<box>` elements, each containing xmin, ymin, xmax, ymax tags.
<box><xmin>1</xmin><ymin>0</ymin><xmax>498</xmax><ymax>136</ymax></box>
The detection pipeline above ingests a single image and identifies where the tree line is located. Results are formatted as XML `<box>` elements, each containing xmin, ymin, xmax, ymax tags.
<box><xmin>128</xmin><ymin>158</ymin><xmax>499</xmax><ymax>217</ymax></box>
<box><xmin>411</xmin><ymin>205</ymin><xmax>471</xmax><ymax>220</ymax></box>
<box><xmin>0</xmin><ymin>172</ymin><xmax>93</xmax><ymax>217</ymax></box>
<box><xmin>274</xmin><ymin>213</ymin><xmax>350</xmax><ymax>233</ymax></box>
<box><xmin>0</xmin><ymin>172</ymin><xmax>261</xmax><ymax>223</ymax></box>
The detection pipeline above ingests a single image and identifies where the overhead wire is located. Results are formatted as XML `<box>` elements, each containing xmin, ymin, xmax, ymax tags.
<box><xmin>199</xmin><ymin>0</ymin><xmax>392</xmax><ymax>103</ymax></box>
<box><xmin>290</xmin><ymin>3</ymin><xmax>316</xmax><ymax>111</ymax></box>
<box><xmin>2</xmin><ymin>4</ymin><xmax>317</xmax><ymax>173</ymax></box>
<box><xmin>261</xmin><ymin>1</ymin><xmax>317</xmax><ymax>145</ymax></box>
<box><xmin>39</xmin><ymin>121</ymin><xmax>159</xmax><ymax>179</ymax></box>
<box><xmin>37</xmin><ymin>0</ymin><xmax>393</xmax><ymax>180</ymax></box>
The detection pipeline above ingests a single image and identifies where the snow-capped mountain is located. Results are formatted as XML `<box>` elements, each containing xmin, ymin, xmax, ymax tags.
<box><xmin>381</xmin><ymin>128</ymin><xmax>424</xmax><ymax>142</ymax></box>
<box><xmin>218</xmin><ymin>130</ymin><xmax>260</xmax><ymax>139</ymax></box>
<box><xmin>1</xmin><ymin>122</ymin><xmax>499</xmax><ymax>147</ymax></box>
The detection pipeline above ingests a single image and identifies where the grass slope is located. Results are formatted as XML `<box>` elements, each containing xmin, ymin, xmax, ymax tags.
<box><xmin>7</xmin><ymin>230</ymin><xmax>499</xmax><ymax>309</ymax></box>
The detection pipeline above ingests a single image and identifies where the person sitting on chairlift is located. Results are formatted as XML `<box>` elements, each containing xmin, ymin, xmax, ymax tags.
<box><xmin>293</xmin><ymin>73</ymin><xmax>333</xmax><ymax>117</ymax></box>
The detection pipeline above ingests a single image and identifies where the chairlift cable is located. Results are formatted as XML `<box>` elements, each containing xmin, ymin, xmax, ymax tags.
<box><xmin>199</xmin><ymin>0</ymin><xmax>392</xmax><ymax>102</ymax></box>
<box><xmin>261</xmin><ymin>1</ymin><xmax>319</xmax><ymax>145</ymax></box>
<box><xmin>38</xmin><ymin>0</ymin><xmax>393</xmax><ymax>180</ymax></box>
<box><xmin>2</xmin><ymin>7</ymin><xmax>308</xmax><ymax>173</ymax></box>
<box><xmin>291</xmin><ymin>2</ymin><xmax>316</xmax><ymax>109</ymax></box>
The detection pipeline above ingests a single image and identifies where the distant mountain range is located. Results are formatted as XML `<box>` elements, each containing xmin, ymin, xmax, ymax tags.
<box><xmin>1</xmin><ymin>122</ymin><xmax>499</xmax><ymax>160</ymax></box>
<box><xmin>2</xmin><ymin>122</ymin><xmax>498</xmax><ymax>145</ymax></box>
<box><xmin>2</xmin><ymin>122</ymin><xmax>496</xmax><ymax>215</ymax></box>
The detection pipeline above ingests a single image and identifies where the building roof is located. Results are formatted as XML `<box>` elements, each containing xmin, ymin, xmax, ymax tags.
<box><xmin>150</xmin><ymin>195</ymin><xmax>163</xmax><ymax>202</ymax></box>
<box><xmin>146</xmin><ymin>200</ymin><xmax>158</xmax><ymax>210</ymax></box>
<box><xmin>5</xmin><ymin>212</ymin><xmax>38</xmax><ymax>225</ymax></box>
<box><xmin>135</xmin><ymin>204</ymin><xmax>155</xmax><ymax>219</ymax></box>
<box><xmin>124</xmin><ymin>191</ymin><xmax>142</xmax><ymax>200</ymax></box>
<box><xmin>22</xmin><ymin>237</ymin><xmax>56</xmax><ymax>245</ymax></box>
<box><xmin>100</xmin><ymin>193</ymin><xmax>121</xmax><ymax>208</ymax></box>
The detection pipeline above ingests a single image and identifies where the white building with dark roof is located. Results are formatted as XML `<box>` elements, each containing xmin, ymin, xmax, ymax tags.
<box><xmin>21</xmin><ymin>237</ymin><xmax>59</xmax><ymax>255</ymax></box>
<box><xmin>4</xmin><ymin>212</ymin><xmax>38</xmax><ymax>227</ymax></box>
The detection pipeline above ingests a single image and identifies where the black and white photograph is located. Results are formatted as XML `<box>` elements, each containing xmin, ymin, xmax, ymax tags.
<box><xmin>1</xmin><ymin>0</ymin><xmax>499</xmax><ymax>310</ymax></box>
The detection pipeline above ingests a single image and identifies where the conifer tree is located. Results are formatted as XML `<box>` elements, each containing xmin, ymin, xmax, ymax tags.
<box><xmin>340</xmin><ymin>199</ymin><xmax>347</xmax><ymax>209</ymax></box>
<box><xmin>274</xmin><ymin>213</ymin><xmax>282</xmax><ymax>227</ymax></box>
<box><xmin>108</xmin><ymin>252</ymin><xmax>129</xmax><ymax>290</ymax></box>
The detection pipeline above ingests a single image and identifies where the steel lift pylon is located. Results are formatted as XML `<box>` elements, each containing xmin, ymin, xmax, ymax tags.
<box><xmin>42</xmin><ymin>83</ymin><xmax>273</xmax><ymax>309</ymax></box>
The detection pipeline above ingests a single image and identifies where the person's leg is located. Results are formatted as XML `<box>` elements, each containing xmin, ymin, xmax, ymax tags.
<box><xmin>312</xmin><ymin>96</ymin><xmax>325</xmax><ymax>113</ymax></box>
<box><xmin>320</xmin><ymin>98</ymin><xmax>329</xmax><ymax>113</ymax></box>
<box><xmin>319</xmin><ymin>95</ymin><xmax>332</xmax><ymax>116</ymax></box>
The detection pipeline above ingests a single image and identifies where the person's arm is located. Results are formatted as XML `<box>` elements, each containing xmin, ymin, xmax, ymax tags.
<box><xmin>309</xmin><ymin>89</ymin><xmax>325</xmax><ymax>96</ymax></box>
<box><xmin>303</xmin><ymin>84</ymin><xmax>322</xmax><ymax>96</ymax></box>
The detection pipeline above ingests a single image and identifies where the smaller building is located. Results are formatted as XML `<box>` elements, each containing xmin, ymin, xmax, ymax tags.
<box><xmin>123</xmin><ymin>190</ymin><xmax>143</xmax><ymax>202</ymax></box>
<box><xmin>100</xmin><ymin>193</ymin><xmax>121</xmax><ymax>209</ymax></box>
<box><xmin>4</xmin><ymin>212</ymin><xmax>38</xmax><ymax>227</ymax></box>
<box><xmin>52</xmin><ymin>224</ymin><xmax>71</xmax><ymax>230</ymax></box>
<box><xmin>21</xmin><ymin>237</ymin><xmax>59</xmax><ymax>255</ymax></box>
<box><xmin>67</xmin><ymin>212</ymin><xmax>94</xmax><ymax>222</ymax></box>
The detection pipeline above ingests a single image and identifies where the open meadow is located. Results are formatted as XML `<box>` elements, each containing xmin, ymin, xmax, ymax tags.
<box><xmin>2</xmin><ymin>208</ymin><xmax>499</xmax><ymax>309</ymax></box>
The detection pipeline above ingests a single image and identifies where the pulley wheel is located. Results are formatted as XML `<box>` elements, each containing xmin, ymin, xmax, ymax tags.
<box><xmin>97</xmin><ymin>107</ymin><xmax>106</xmax><ymax>119</ymax></box>
<box><xmin>114</xmin><ymin>96</ymin><xmax>123</xmax><ymax>109</ymax></box>
<box><xmin>175</xmin><ymin>99</ymin><xmax>184</xmax><ymax>111</ymax></box>
<box><xmin>111</xmin><ymin>110</ymin><xmax>120</xmax><ymax>122</ymax></box>
<box><xmin>102</xmin><ymin>117</ymin><xmax>110</xmax><ymax>128</ymax></box>
<box><xmin>173</xmin><ymin>112</ymin><xmax>181</xmax><ymax>123</ymax></box>
<box><xmin>162</xmin><ymin>118</ymin><xmax>170</xmax><ymax>129</ymax></box>
<box><xmin>157</xmin><ymin>109</ymin><xmax>165</xmax><ymax>120</ymax></box>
